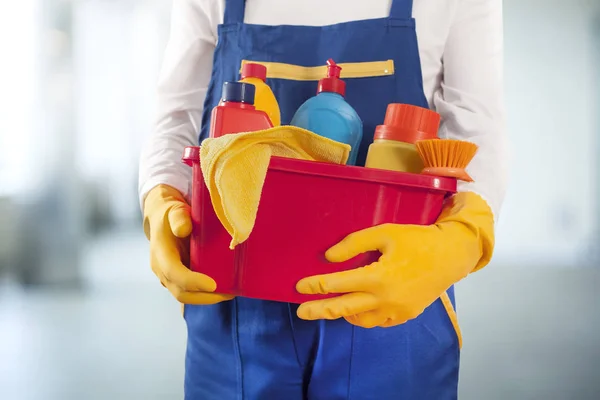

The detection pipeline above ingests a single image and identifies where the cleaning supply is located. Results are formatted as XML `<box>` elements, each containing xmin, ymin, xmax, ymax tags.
<box><xmin>240</xmin><ymin>63</ymin><xmax>281</xmax><ymax>126</ymax></box>
<box><xmin>416</xmin><ymin>139</ymin><xmax>478</xmax><ymax>182</ymax></box>
<box><xmin>290</xmin><ymin>59</ymin><xmax>363</xmax><ymax>165</ymax></box>
<box><xmin>209</xmin><ymin>81</ymin><xmax>273</xmax><ymax>138</ymax></box>
<box><xmin>183</xmin><ymin>145</ymin><xmax>456</xmax><ymax>303</ymax></box>
<box><xmin>365</xmin><ymin>104</ymin><xmax>440</xmax><ymax>173</ymax></box>
<box><xmin>296</xmin><ymin>191</ymin><xmax>494</xmax><ymax>333</ymax></box>
<box><xmin>199</xmin><ymin>125</ymin><xmax>351</xmax><ymax>249</ymax></box>
<box><xmin>142</xmin><ymin>184</ymin><xmax>234</xmax><ymax>305</ymax></box>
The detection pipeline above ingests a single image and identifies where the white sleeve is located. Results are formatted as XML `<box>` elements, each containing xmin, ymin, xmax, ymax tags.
<box><xmin>433</xmin><ymin>0</ymin><xmax>509</xmax><ymax>221</ymax></box>
<box><xmin>138</xmin><ymin>0</ymin><xmax>222</xmax><ymax>209</ymax></box>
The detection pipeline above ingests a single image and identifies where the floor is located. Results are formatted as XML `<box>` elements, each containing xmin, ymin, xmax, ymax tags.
<box><xmin>0</xmin><ymin>229</ymin><xmax>599</xmax><ymax>399</ymax></box>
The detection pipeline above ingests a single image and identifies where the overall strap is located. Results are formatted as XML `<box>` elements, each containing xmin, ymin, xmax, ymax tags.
<box><xmin>390</xmin><ymin>0</ymin><xmax>414</xmax><ymax>19</ymax></box>
<box><xmin>224</xmin><ymin>0</ymin><xmax>246</xmax><ymax>25</ymax></box>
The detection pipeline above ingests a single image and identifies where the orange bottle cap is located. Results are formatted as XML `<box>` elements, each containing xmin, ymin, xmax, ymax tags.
<box><xmin>374</xmin><ymin>104</ymin><xmax>440</xmax><ymax>144</ymax></box>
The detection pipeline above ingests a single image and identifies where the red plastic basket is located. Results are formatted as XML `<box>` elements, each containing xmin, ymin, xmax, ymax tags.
<box><xmin>182</xmin><ymin>146</ymin><xmax>456</xmax><ymax>304</ymax></box>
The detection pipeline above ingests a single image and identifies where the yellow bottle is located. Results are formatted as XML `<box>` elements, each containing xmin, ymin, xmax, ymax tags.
<box><xmin>365</xmin><ymin>104</ymin><xmax>440</xmax><ymax>173</ymax></box>
<box><xmin>366</xmin><ymin>139</ymin><xmax>424</xmax><ymax>173</ymax></box>
<box><xmin>240</xmin><ymin>63</ymin><xmax>281</xmax><ymax>126</ymax></box>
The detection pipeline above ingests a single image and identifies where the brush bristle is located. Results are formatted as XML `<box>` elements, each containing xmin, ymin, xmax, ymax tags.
<box><xmin>415</xmin><ymin>139</ymin><xmax>478</xmax><ymax>169</ymax></box>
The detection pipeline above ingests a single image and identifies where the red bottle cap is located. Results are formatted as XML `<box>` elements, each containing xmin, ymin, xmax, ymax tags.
<box><xmin>317</xmin><ymin>59</ymin><xmax>346</xmax><ymax>97</ymax></box>
<box><xmin>374</xmin><ymin>104</ymin><xmax>440</xmax><ymax>144</ymax></box>
<box><xmin>241</xmin><ymin>63</ymin><xmax>267</xmax><ymax>82</ymax></box>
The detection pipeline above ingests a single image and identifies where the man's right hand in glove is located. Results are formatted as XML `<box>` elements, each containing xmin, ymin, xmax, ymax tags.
<box><xmin>143</xmin><ymin>184</ymin><xmax>234</xmax><ymax>304</ymax></box>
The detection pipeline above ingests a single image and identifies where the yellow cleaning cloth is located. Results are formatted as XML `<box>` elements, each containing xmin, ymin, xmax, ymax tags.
<box><xmin>200</xmin><ymin>126</ymin><xmax>351</xmax><ymax>249</ymax></box>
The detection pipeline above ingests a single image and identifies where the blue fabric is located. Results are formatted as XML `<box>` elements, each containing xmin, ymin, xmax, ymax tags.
<box><xmin>187</xmin><ymin>0</ymin><xmax>460</xmax><ymax>398</ymax></box>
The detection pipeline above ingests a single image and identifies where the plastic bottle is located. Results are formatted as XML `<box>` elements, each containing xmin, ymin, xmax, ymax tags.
<box><xmin>365</xmin><ymin>104</ymin><xmax>440</xmax><ymax>173</ymax></box>
<box><xmin>290</xmin><ymin>59</ymin><xmax>363</xmax><ymax>165</ymax></box>
<box><xmin>209</xmin><ymin>81</ymin><xmax>273</xmax><ymax>138</ymax></box>
<box><xmin>240</xmin><ymin>63</ymin><xmax>281</xmax><ymax>126</ymax></box>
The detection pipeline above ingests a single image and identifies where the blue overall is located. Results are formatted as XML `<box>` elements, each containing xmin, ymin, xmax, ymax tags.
<box><xmin>186</xmin><ymin>0</ymin><xmax>461</xmax><ymax>398</ymax></box>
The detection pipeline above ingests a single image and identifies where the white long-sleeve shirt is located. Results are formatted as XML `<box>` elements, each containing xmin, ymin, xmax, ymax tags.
<box><xmin>139</xmin><ymin>0</ymin><xmax>508</xmax><ymax>220</ymax></box>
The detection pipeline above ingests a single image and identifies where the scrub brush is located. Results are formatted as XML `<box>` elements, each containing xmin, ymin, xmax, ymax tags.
<box><xmin>415</xmin><ymin>139</ymin><xmax>478</xmax><ymax>182</ymax></box>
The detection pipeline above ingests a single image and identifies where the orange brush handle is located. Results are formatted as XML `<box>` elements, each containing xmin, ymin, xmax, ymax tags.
<box><xmin>421</xmin><ymin>167</ymin><xmax>473</xmax><ymax>182</ymax></box>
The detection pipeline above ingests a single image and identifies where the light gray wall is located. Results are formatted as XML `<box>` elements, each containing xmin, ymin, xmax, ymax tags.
<box><xmin>494</xmin><ymin>0</ymin><xmax>600</xmax><ymax>267</ymax></box>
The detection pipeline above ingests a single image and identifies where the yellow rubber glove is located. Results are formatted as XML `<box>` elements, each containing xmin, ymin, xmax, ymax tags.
<box><xmin>296</xmin><ymin>191</ymin><xmax>494</xmax><ymax>328</ymax></box>
<box><xmin>143</xmin><ymin>184</ymin><xmax>234</xmax><ymax>305</ymax></box>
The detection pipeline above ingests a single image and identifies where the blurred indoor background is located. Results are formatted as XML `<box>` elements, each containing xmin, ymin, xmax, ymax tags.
<box><xmin>0</xmin><ymin>0</ymin><xmax>598</xmax><ymax>399</ymax></box>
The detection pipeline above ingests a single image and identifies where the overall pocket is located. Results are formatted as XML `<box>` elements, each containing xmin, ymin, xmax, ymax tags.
<box><xmin>440</xmin><ymin>291</ymin><xmax>462</xmax><ymax>349</ymax></box>
<box><xmin>240</xmin><ymin>59</ymin><xmax>395</xmax><ymax>80</ymax></box>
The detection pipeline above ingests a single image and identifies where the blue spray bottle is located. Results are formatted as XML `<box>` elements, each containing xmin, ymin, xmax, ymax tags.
<box><xmin>290</xmin><ymin>59</ymin><xmax>363</xmax><ymax>165</ymax></box>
